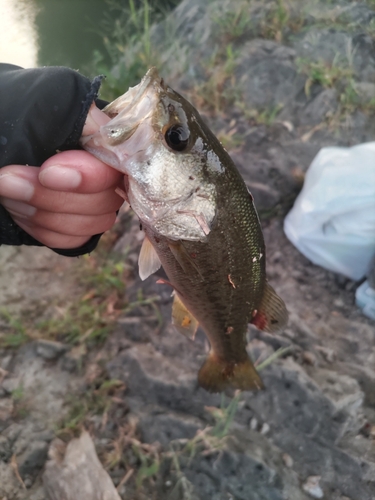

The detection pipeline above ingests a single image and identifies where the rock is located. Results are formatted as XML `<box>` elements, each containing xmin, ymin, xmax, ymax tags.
<box><xmin>353</xmin><ymin>82</ymin><xmax>375</xmax><ymax>104</ymax></box>
<box><xmin>160</xmin><ymin>427</ymin><xmax>308</xmax><ymax>500</ymax></box>
<box><xmin>0</xmin><ymin>397</ymin><xmax>13</xmax><ymax>424</ymax></box>
<box><xmin>235</xmin><ymin>40</ymin><xmax>301</xmax><ymax>111</ymax></box>
<box><xmin>311</xmin><ymin>370</ymin><xmax>364</xmax><ymax>415</ymax></box>
<box><xmin>43</xmin><ymin>432</ymin><xmax>121</xmax><ymax>500</ymax></box>
<box><xmin>0</xmin><ymin>435</ymin><xmax>11</xmax><ymax>462</ymax></box>
<box><xmin>139</xmin><ymin>411</ymin><xmax>202</xmax><ymax>447</ymax></box>
<box><xmin>297</xmin><ymin>88</ymin><xmax>338</xmax><ymax>126</ymax></box>
<box><xmin>34</xmin><ymin>340</ymin><xmax>67</xmax><ymax>361</ymax></box>
<box><xmin>302</xmin><ymin>476</ymin><xmax>324</xmax><ymax>499</ymax></box>
<box><xmin>231</xmin><ymin>151</ymin><xmax>299</xmax><ymax>214</ymax></box>
<box><xmin>246</xmin><ymin>181</ymin><xmax>281</xmax><ymax>212</ymax></box>
<box><xmin>0</xmin><ymin>462</ymin><xmax>22</xmax><ymax>499</ymax></box>
<box><xmin>107</xmin><ymin>343</ymin><xmax>221</xmax><ymax>419</ymax></box>
<box><xmin>17</xmin><ymin>440</ymin><xmax>49</xmax><ymax>479</ymax></box>
<box><xmin>245</xmin><ymin>362</ymin><xmax>374</xmax><ymax>500</ymax></box>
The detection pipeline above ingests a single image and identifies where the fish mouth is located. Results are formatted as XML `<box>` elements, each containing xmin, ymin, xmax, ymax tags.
<box><xmin>103</xmin><ymin>67</ymin><xmax>164</xmax><ymax>120</ymax></box>
<box><xmin>80</xmin><ymin>67</ymin><xmax>163</xmax><ymax>172</ymax></box>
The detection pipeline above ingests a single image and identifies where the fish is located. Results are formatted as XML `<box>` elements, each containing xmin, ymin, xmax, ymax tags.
<box><xmin>80</xmin><ymin>68</ymin><xmax>288</xmax><ymax>393</ymax></box>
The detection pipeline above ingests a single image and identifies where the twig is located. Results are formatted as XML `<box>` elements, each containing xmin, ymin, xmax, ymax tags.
<box><xmin>10</xmin><ymin>454</ymin><xmax>26</xmax><ymax>490</ymax></box>
<box><xmin>116</xmin><ymin>468</ymin><xmax>134</xmax><ymax>491</ymax></box>
<box><xmin>256</xmin><ymin>346</ymin><xmax>294</xmax><ymax>372</ymax></box>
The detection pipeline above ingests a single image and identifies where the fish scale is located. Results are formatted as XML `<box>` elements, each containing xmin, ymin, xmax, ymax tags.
<box><xmin>81</xmin><ymin>68</ymin><xmax>288</xmax><ymax>392</ymax></box>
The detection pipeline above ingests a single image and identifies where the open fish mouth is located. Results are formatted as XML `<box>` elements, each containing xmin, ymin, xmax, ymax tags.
<box><xmin>81</xmin><ymin>68</ymin><xmax>163</xmax><ymax>171</ymax></box>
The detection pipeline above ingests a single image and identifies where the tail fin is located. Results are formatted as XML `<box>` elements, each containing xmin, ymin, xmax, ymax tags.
<box><xmin>198</xmin><ymin>352</ymin><xmax>264</xmax><ymax>393</ymax></box>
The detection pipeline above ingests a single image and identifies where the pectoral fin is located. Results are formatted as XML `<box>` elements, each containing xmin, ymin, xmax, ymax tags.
<box><xmin>138</xmin><ymin>235</ymin><xmax>161</xmax><ymax>280</ymax></box>
<box><xmin>172</xmin><ymin>292</ymin><xmax>199</xmax><ymax>340</ymax></box>
<box><xmin>168</xmin><ymin>241</ymin><xmax>203</xmax><ymax>279</ymax></box>
<box><xmin>250</xmin><ymin>282</ymin><xmax>288</xmax><ymax>333</ymax></box>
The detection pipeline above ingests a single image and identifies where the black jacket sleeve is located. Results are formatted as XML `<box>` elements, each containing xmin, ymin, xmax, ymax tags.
<box><xmin>0</xmin><ymin>63</ymin><xmax>108</xmax><ymax>256</ymax></box>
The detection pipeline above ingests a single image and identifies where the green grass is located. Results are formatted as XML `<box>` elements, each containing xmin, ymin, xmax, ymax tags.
<box><xmin>0</xmin><ymin>309</ymin><xmax>29</xmax><ymax>348</ymax></box>
<box><xmin>212</xmin><ymin>1</ymin><xmax>252</xmax><ymax>43</ymax></box>
<box><xmin>91</xmin><ymin>0</ymin><xmax>174</xmax><ymax>101</ymax></box>
<box><xmin>297</xmin><ymin>56</ymin><xmax>354</xmax><ymax>97</ymax></box>
<box><xmin>34</xmin><ymin>252</ymin><xmax>129</xmax><ymax>346</ymax></box>
<box><xmin>194</xmin><ymin>43</ymin><xmax>242</xmax><ymax>113</ymax></box>
<box><xmin>57</xmin><ymin>378</ymin><xmax>125</xmax><ymax>435</ymax></box>
<box><xmin>296</xmin><ymin>54</ymin><xmax>375</xmax><ymax>121</ymax></box>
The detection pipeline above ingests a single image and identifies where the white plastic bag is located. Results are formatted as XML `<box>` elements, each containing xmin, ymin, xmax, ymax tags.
<box><xmin>284</xmin><ymin>142</ymin><xmax>375</xmax><ymax>281</ymax></box>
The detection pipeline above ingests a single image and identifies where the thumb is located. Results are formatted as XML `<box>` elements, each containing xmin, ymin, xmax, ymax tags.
<box><xmin>82</xmin><ymin>103</ymin><xmax>111</xmax><ymax>136</ymax></box>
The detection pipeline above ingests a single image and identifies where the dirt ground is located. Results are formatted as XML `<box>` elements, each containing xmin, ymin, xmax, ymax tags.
<box><xmin>1</xmin><ymin>197</ymin><xmax>374</xmax><ymax>500</ymax></box>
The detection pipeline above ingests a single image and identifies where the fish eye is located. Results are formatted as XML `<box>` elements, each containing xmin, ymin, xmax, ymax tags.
<box><xmin>164</xmin><ymin>124</ymin><xmax>189</xmax><ymax>152</ymax></box>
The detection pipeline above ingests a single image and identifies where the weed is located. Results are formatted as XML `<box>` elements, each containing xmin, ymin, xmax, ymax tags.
<box><xmin>80</xmin><ymin>255</ymin><xmax>127</xmax><ymax>295</ymax></box>
<box><xmin>11</xmin><ymin>385</ymin><xmax>29</xmax><ymax>419</ymax></box>
<box><xmin>0</xmin><ymin>309</ymin><xmax>29</xmax><ymax>348</ymax></box>
<box><xmin>210</xmin><ymin>391</ymin><xmax>242</xmax><ymax>439</ymax></box>
<box><xmin>296</xmin><ymin>56</ymin><xmax>354</xmax><ymax>97</ymax></box>
<box><xmin>217</xmin><ymin>130</ymin><xmax>244</xmax><ymax>150</ymax></box>
<box><xmin>184</xmin><ymin>347</ymin><xmax>293</xmax><ymax>460</ymax></box>
<box><xmin>34</xmin><ymin>250</ymin><xmax>130</xmax><ymax>346</ymax></box>
<box><xmin>256</xmin><ymin>346</ymin><xmax>294</xmax><ymax>371</ymax></box>
<box><xmin>195</xmin><ymin>43</ymin><xmax>241</xmax><ymax>113</ymax></box>
<box><xmin>297</xmin><ymin>49</ymin><xmax>375</xmax><ymax>122</ymax></box>
<box><xmin>260</xmin><ymin>0</ymin><xmax>290</xmax><ymax>42</ymax></box>
<box><xmin>58</xmin><ymin>378</ymin><xmax>125</xmax><ymax>435</ymax></box>
<box><xmin>91</xmin><ymin>0</ymin><xmax>173</xmax><ymax>100</ymax></box>
<box><xmin>11</xmin><ymin>386</ymin><xmax>24</xmax><ymax>403</ymax></box>
<box><xmin>134</xmin><ymin>444</ymin><xmax>160</xmax><ymax>489</ymax></box>
<box><xmin>244</xmin><ymin>104</ymin><xmax>284</xmax><ymax>126</ymax></box>
<box><xmin>212</xmin><ymin>1</ymin><xmax>252</xmax><ymax>43</ymax></box>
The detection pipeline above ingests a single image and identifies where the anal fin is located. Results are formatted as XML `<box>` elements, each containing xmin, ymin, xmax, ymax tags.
<box><xmin>251</xmin><ymin>282</ymin><xmax>288</xmax><ymax>333</ymax></box>
<box><xmin>138</xmin><ymin>235</ymin><xmax>161</xmax><ymax>281</ymax></box>
<box><xmin>172</xmin><ymin>292</ymin><xmax>199</xmax><ymax>340</ymax></box>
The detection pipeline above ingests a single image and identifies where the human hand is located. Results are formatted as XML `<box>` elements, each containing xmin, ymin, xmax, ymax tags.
<box><xmin>0</xmin><ymin>105</ymin><xmax>124</xmax><ymax>249</ymax></box>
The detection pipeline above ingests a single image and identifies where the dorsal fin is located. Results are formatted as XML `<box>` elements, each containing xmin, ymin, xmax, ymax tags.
<box><xmin>138</xmin><ymin>235</ymin><xmax>161</xmax><ymax>280</ymax></box>
<box><xmin>250</xmin><ymin>282</ymin><xmax>288</xmax><ymax>333</ymax></box>
<box><xmin>172</xmin><ymin>292</ymin><xmax>199</xmax><ymax>340</ymax></box>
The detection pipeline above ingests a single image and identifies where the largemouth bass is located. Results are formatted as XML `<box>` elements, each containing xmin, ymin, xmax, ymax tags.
<box><xmin>81</xmin><ymin>68</ymin><xmax>288</xmax><ymax>392</ymax></box>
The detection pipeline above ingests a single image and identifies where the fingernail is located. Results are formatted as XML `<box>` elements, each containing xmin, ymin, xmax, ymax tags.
<box><xmin>1</xmin><ymin>198</ymin><xmax>36</xmax><ymax>217</ymax></box>
<box><xmin>0</xmin><ymin>174</ymin><xmax>34</xmax><ymax>201</ymax></box>
<box><xmin>39</xmin><ymin>165</ymin><xmax>82</xmax><ymax>190</ymax></box>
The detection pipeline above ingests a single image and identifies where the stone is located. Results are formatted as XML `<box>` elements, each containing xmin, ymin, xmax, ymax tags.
<box><xmin>235</xmin><ymin>40</ymin><xmax>300</xmax><ymax>111</ymax></box>
<box><xmin>139</xmin><ymin>411</ymin><xmax>202</xmax><ymax>447</ymax></box>
<box><xmin>17</xmin><ymin>440</ymin><xmax>49</xmax><ymax>479</ymax></box>
<box><xmin>43</xmin><ymin>432</ymin><xmax>121</xmax><ymax>500</ymax></box>
<box><xmin>0</xmin><ymin>435</ymin><xmax>11</xmax><ymax>462</ymax></box>
<box><xmin>302</xmin><ymin>476</ymin><xmax>324</xmax><ymax>499</ymax></box>
<box><xmin>0</xmin><ymin>398</ymin><xmax>13</xmax><ymax>422</ymax></box>
<box><xmin>34</xmin><ymin>339</ymin><xmax>68</xmax><ymax>361</ymax></box>
<box><xmin>297</xmin><ymin>89</ymin><xmax>338</xmax><ymax>126</ymax></box>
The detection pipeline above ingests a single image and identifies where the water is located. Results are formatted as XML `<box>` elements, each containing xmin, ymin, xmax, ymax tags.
<box><xmin>1</xmin><ymin>0</ymin><xmax>178</xmax><ymax>75</ymax></box>
<box><xmin>33</xmin><ymin>0</ymin><xmax>111</xmax><ymax>73</ymax></box>
<box><xmin>0</xmin><ymin>0</ymin><xmax>38</xmax><ymax>67</ymax></box>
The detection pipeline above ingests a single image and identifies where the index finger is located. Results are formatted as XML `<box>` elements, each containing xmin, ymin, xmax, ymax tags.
<box><xmin>39</xmin><ymin>149</ymin><xmax>124</xmax><ymax>194</ymax></box>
